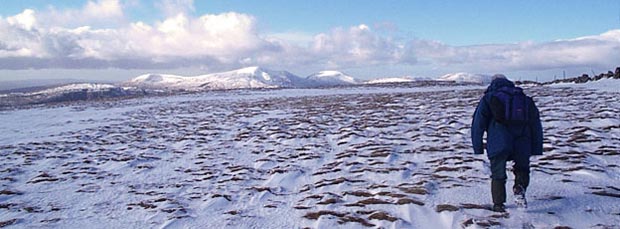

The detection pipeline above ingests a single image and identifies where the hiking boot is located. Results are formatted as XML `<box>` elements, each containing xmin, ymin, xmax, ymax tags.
<box><xmin>513</xmin><ymin>185</ymin><xmax>527</xmax><ymax>208</ymax></box>
<box><xmin>491</xmin><ymin>179</ymin><xmax>506</xmax><ymax>206</ymax></box>
<box><xmin>492</xmin><ymin>203</ymin><xmax>506</xmax><ymax>212</ymax></box>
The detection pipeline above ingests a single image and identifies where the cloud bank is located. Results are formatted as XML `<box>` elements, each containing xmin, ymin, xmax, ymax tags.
<box><xmin>1</xmin><ymin>0</ymin><xmax>619</xmax><ymax>74</ymax></box>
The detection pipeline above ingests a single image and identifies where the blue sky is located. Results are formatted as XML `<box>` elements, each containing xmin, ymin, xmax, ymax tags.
<box><xmin>200</xmin><ymin>0</ymin><xmax>620</xmax><ymax>45</ymax></box>
<box><xmin>1</xmin><ymin>0</ymin><xmax>619</xmax><ymax>82</ymax></box>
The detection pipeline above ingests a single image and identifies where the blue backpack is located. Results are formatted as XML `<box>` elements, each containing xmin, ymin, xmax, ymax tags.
<box><xmin>489</xmin><ymin>86</ymin><xmax>531</xmax><ymax>124</ymax></box>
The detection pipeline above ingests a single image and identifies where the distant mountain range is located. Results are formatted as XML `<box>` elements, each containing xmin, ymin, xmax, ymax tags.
<box><xmin>125</xmin><ymin>67</ymin><xmax>359</xmax><ymax>90</ymax></box>
<box><xmin>3</xmin><ymin>66</ymin><xmax>619</xmax><ymax>109</ymax></box>
<box><xmin>305</xmin><ymin>71</ymin><xmax>359</xmax><ymax>87</ymax></box>
<box><xmin>364</xmin><ymin>76</ymin><xmax>432</xmax><ymax>84</ymax></box>
<box><xmin>125</xmin><ymin>66</ymin><xmax>468</xmax><ymax>90</ymax></box>
<box><xmin>436</xmin><ymin>72</ymin><xmax>493</xmax><ymax>84</ymax></box>
<box><xmin>0</xmin><ymin>79</ymin><xmax>114</xmax><ymax>92</ymax></box>
<box><xmin>0</xmin><ymin>83</ymin><xmax>146</xmax><ymax>107</ymax></box>
<box><xmin>0</xmin><ymin>66</ymin><xmax>490</xmax><ymax>107</ymax></box>
<box><xmin>1</xmin><ymin>67</ymin><xmax>494</xmax><ymax>94</ymax></box>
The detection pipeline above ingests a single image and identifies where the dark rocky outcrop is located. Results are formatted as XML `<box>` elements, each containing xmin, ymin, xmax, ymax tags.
<box><xmin>574</xmin><ymin>74</ymin><xmax>591</xmax><ymax>84</ymax></box>
<box><xmin>594</xmin><ymin>71</ymin><xmax>615</xmax><ymax>81</ymax></box>
<box><xmin>518</xmin><ymin>66</ymin><xmax>620</xmax><ymax>85</ymax></box>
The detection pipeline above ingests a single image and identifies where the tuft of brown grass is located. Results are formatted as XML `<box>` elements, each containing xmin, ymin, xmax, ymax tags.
<box><xmin>435</xmin><ymin>204</ymin><xmax>460</xmax><ymax>212</ymax></box>
<box><xmin>368</xmin><ymin>211</ymin><xmax>398</xmax><ymax>222</ymax></box>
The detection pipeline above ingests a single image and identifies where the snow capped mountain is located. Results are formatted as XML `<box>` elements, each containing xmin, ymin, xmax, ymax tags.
<box><xmin>30</xmin><ymin>83</ymin><xmax>117</xmax><ymax>95</ymax></box>
<box><xmin>128</xmin><ymin>67</ymin><xmax>364</xmax><ymax>90</ymax></box>
<box><xmin>130</xmin><ymin>74</ymin><xmax>184</xmax><ymax>85</ymax></box>
<box><xmin>305</xmin><ymin>71</ymin><xmax>358</xmax><ymax>86</ymax></box>
<box><xmin>200</xmin><ymin>66</ymin><xmax>303</xmax><ymax>89</ymax></box>
<box><xmin>128</xmin><ymin>67</ymin><xmax>304</xmax><ymax>90</ymax></box>
<box><xmin>436</xmin><ymin>72</ymin><xmax>493</xmax><ymax>84</ymax></box>
<box><xmin>365</xmin><ymin>76</ymin><xmax>432</xmax><ymax>84</ymax></box>
<box><xmin>0</xmin><ymin>83</ymin><xmax>147</xmax><ymax>107</ymax></box>
<box><xmin>0</xmin><ymin>79</ymin><xmax>99</xmax><ymax>91</ymax></box>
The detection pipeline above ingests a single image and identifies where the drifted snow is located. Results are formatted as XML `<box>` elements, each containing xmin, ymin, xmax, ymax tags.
<box><xmin>549</xmin><ymin>78</ymin><xmax>620</xmax><ymax>92</ymax></box>
<box><xmin>0</xmin><ymin>83</ymin><xmax>619</xmax><ymax>228</ymax></box>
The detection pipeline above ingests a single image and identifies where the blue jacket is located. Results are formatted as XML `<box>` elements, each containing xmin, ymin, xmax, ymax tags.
<box><xmin>471</xmin><ymin>78</ymin><xmax>543</xmax><ymax>158</ymax></box>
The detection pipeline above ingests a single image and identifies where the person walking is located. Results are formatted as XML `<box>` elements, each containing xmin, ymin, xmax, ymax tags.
<box><xmin>471</xmin><ymin>74</ymin><xmax>543</xmax><ymax>212</ymax></box>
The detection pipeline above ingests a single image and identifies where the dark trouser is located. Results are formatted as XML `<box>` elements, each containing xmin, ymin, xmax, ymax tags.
<box><xmin>489</xmin><ymin>152</ymin><xmax>530</xmax><ymax>205</ymax></box>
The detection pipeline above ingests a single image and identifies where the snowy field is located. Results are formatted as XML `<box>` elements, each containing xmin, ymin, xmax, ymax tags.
<box><xmin>0</xmin><ymin>84</ymin><xmax>619</xmax><ymax>228</ymax></box>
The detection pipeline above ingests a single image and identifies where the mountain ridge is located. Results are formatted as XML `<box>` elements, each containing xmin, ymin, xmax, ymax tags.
<box><xmin>436</xmin><ymin>72</ymin><xmax>492</xmax><ymax>84</ymax></box>
<box><xmin>127</xmin><ymin>67</ymin><xmax>361</xmax><ymax>90</ymax></box>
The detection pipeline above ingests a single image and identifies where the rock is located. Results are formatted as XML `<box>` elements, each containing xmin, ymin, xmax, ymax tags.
<box><xmin>0</xmin><ymin>219</ymin><xmax>19</xmax><ymax>227</ymax></box>
<box><xmin>575</xmin><ymin>74</ymin><xmax>590</xmax><ymax>84</ymax></box>
<box><xmin>436</xmin><ymin>204</ymin><xmax>460</xmax><ymax>212</ymax></box>
<box><xmin>594</xmin><ymin>74</ymin><xmax>604</xmax><ymax>81</ymax></box>
<box><xmin>615</xmin><ymin>67</ymin><xmax>620</xmax><ymax>79</ymax></box>
<box><xmin>606</xmin><ymin>71</ymin><xmax>614</xmax><ymax>78</ymax></box>
<box><xmin>368</xmin><ymin>211</ymin><xmax>398</xmax><ymax>222</ymax></box>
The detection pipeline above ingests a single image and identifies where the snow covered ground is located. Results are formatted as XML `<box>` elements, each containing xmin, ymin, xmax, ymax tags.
<box><xmin>0</xmin><ymin>83</ymin><xmax>619</xmax><ymax>228</ymax></box>
<box><xmin>549</xmin><ymin>78</ymin><xmax>620</xmax><ymax>93</ymax></box>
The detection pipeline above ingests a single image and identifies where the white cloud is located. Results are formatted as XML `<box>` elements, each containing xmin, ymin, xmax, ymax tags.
<box><xmin>0</xmin><ymin>10</ymin><xmax>46</xmax><ymax>58</ymax></box>
<box><xmin>83</xmin><ymin>0</ymin><xmax>124</xmax><ymax>20</ymax></box>
<box><xmin>308</xmin><ymin>24</ymin><xmax>415</xmax><ymax>68</ymax></box>
<box><xmin>412</xmin><ymin>31</ymin><xmax>620</xmax><ymax>73</ymax></box>
<box><xmin>119</xmin><ymin>12</ymin><xmax>269</xmax><ymax>62</ymax></box>
<box><xmin>6</xmin><ymin>9</ymin><xmax>36</xmax><ymax>30</ymax></box>
<box><xmin>42</xmin><ymin>0</ymin><xmax>125</xmax><ymax>28</ymax></box>
<box><xmin>0</xmin><ymin>1</ymin><xmax>619</xmax><ymax>75</ymax></box>
<box><xmin>0</xmin><ymin>7</ymin><xmax>274</xmax><ymax>70</ymax></box>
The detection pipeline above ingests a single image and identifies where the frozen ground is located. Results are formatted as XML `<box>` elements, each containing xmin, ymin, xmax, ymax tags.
<box><xmin>549</xmin><ymin>78</ymin><xmax>620</xmax><ymax>93</ymax></box>
<box><xmin>0</xmin><ymin>84</ymin><xmax>619</xmax><ymax>228</ymax></box>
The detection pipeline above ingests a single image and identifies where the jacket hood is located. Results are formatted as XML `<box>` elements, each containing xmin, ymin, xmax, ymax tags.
<box><xmin>485</xmin><ymin>78</ymin><xmax>515</xmax><ymax>93</ymax></box>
